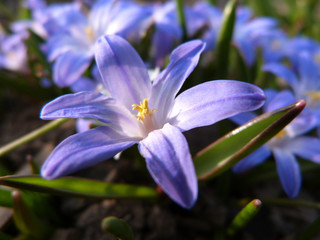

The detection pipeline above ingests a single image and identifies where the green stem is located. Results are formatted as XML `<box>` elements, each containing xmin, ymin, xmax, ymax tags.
<box><xmin>207</xmin><ymin>0</ymin><xmax>216</xmax><ymax>5</ymax></box>
<box><xmin>0</xmin><ymin>119</ymin><xmax>71</xmax><ymax>158</ymax></box>
<box><xmin>263</xmin><ymin>198</ymin><xmax>320</xmax><ymax>209</ymax></box>
<box><xmin>175</xmin><ymin>0</ymin><xmax>188</xmax><ymax>42</ymax></box>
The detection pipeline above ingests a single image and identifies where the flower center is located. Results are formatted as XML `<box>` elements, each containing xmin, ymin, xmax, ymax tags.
<box><xmin>314</xmin><ymin>53</ymin><xmax>320</xmax><ymax>64</ymax></box>
<box><xmin>132</xmin><ymin>98</ymin><xmax>155</xmax><ymax>121</ymax></box>
<box><xmin>271</xmin><ymin>40</ymin><xmax>282</xmax><ymax>50</ymax></box>
<box><xmin>267</xmin><ymin>129</ymin><xmax>288</xmax><ymax>149</ymax></box>
<box><xmin>85</xmin><ymin>26</ymin><xmax>95</xmax><ymax>42</ymax></box>
<box><xmin>132</xmin><ymin>99</ymin><xmax>157</xmax><ymax>137</ymax></box>
<box><xmin>305</xmin><ymin>91</ymin><xmax>320</xmax><ymax>102</ymax></box>
<box><xmin>274</xmin><ymin>129</ymin><xmax>286</xmax><ymax>139</ymax></box>
<box><xmin>305</xmin><ymin>91</ymin><xmax>320</xmax><ymax>109</ymax></box>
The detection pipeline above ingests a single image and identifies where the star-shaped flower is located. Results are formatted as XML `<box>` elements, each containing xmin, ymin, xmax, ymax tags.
<box><xmin>40</xmin><ymin>35</ymin><xmax>265</xmax><ymax>208</ymax></box>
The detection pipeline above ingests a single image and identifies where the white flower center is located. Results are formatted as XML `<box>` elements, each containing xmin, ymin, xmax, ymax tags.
<box><xmin>267</xmin><ymin>129</ymin><xmax>288</xmax><ymax>149</ymax></box>
<box><xmin>85</xmin><ymin>25</ymin><xmax>95</xmax><ymax>43</ymax></box>
<box><xmin>132</xmin><ymin>98</ymin><xmax>157</xmax><ymax>137</ymax></box>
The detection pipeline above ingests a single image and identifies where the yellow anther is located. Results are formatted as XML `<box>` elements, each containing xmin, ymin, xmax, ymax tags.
<box><xmin>314</xmin><ymin>54</ymin><xmax>320</xmax><ymax>64</ymax></box>
<box><xmin>274</xmin><ymin>130</ymin><xmax>286</xmax><ymax>139</ymax></box>
<box><xmin>305</xmin><ymin>91</ymin><xmax>320</xmax><ymax>102</ymax></box>
<box><xmin>271</xmin><ymin>40</ymin><xmax>281</xmax><ymax>50</ymax></box>
<box><xmin>85</xmin><ymin>26</ymin><xmax>95</xmax><ymax>41</ymax></box>
<box><xmin>132</xmin><ymin>99</ymin><xmax>155</xmax><ymax>121</ymax></box>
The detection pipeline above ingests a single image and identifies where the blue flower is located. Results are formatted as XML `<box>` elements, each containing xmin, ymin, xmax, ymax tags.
<box><xmin>44</xmin><ymin>0</ymin><xmax>151</xmax><ymax>87</ymax></box>
<box><xmin>40</xmin><ymin>35</ymin><xmax>265</xmax><ymax>208</ymax></box>
<box><xmin>195</xmin><ymin>4</ymin><xmax>277</xmax><ymax>66</ymax></box>
<box><xmin>193</xmin><ymin>1</ymin><xmax>222</xmax><ymax>52</ymax></box>
<box><xmin>0</xmin><ymin>33</ymin><xmax>27</xmax><ymax>72</ymax></box>
<box><xmin>263</xmin><ymin>52</ymin><xmax>320</xmax><ymax>128</ymax></box>
<box><xmin>255</xmin><ymin>29</ymin><xmax>288</xmax><ymax>63</ymax></box>
<box><xmin>149</xmin><ymin>1</ymin><xmax>207</xmax><ymax>66</ymax></box>
<box><xmin>233</xmin><ymin>7</ymin><xmax>278</xmax><ymax>66</ymax></box>
<box><xmin>231</xmin><ymin>90</ymin><xmax>320</xmax><ymax>198</ymax></box>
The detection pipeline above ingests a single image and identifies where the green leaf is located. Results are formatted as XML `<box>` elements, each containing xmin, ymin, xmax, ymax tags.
<box><xmin>12</xmin><ymin>191</ymin><xmax>53</xmax><ymax>239</ymax></box>
<box><xmin>213</xmin><ymin>0</ymin><xmax>237</xmax><ymax>78</ymax></box>
<box><xmin>101</xmin><ymin>216</ymin><xmax>134</xmax><ymax>240</ymax></box>
<box><xmin>194</xmin><ymin>100</ymin><xmax>306</xmax><ymax>180</ymax></box>
<box><xmin>0</xmin><ymin>175</ymin><xmax>158</xmax><ymax>200</ymax></box>
<box><xmin>19</xmin><ymin>190</ymin><xmax>62</xmax><ymax>226</ymax></box>
<box><xmin>227</xmin><ymin>199</ymin><xmax>262</xmax><ymax>236</ymax></box>
<box><xmin>0</xmin><ymin>187</ymin><xmax>13</xmax><ymax>208</ymax></box>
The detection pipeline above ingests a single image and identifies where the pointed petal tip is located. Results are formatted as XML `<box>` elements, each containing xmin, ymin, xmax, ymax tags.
<box><xmin>286</xmin><ymin>186</ymin><xmax>300</xmax><ymax>199</ymax></box>
<box><xmin>40</xmin><ymin>167</ymin><xmax>55</xmax><ymax>180</ymax></box>
<box><xmin>180</xmin><ymin>193</ymin><xmax>198</xmax><ymax>209</ymax></box>
<box><xmin>39</xmin><ymin>105</ymin><xmax>49</xmax><ymax>120</ymax></box>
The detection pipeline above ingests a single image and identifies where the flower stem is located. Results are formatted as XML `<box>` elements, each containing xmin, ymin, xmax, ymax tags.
<box><xmin>0</xmin><ymin>118</ymin><xmax>71</xmax><ymax>158</ymax></box>
<box><xmin>175</xmin><ymin>0</ymin><xmax>188</xmax><ymax>42</ymax></box>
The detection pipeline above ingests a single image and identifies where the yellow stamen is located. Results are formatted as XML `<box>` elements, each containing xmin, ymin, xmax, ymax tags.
<box><xmin>314</xmin><ymin>53</ymin><xmax>320</xmax><ymax>64</ymax></box>
<box><xmin>305</xmin><ymin>91</ymin><xmax>320</xmax><ymax>102</ymax></box>
<box><xmin>271</xmin><ymin>40</ymin><xmax>281</xmax><ymax>50</ymax></box>
<box><xmin>274</xmin><ymin>130</ymin><xmax>286</xmax><ymax>139</ymax></box>
<box><xmin>132</xmin><ymin>99</ymin><xmax>155</xmax><ymax>121</ymax></box>
<box><xmin>85</xmin><ymin>26</ymin><xmax>95</xmax><ymax>41</ymax></box>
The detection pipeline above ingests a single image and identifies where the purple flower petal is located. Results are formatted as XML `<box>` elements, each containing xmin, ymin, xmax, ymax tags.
<box><xmin>150</xmin><ymin>40</ymin><xmax>205</xmax><ymax>126</ymax></box>
<box><xmin>273</xmin><ymin>149</ymin><xmax>301</xmax><ymax>198</ymax></box>
<box><xmin>286</xmin><ymin>110</ymin><xmax>318</xmax><ymax>137</ymax></box>
<box><xmin>184</xmin><ymin>7</ymin><xmax>207</xmax><ymax>37</ymax></box>
<box><xmin>170</xmin><ymin>80</ymin><xmax>265</xmax><ymax>131</ymax></box>
<box><xmin>281</xmin><ymin>137</ymin><xmax>320</xmax><ymax>163</ymax></box>
<box><xmin>298</xmin><ymin>52</ymin><xmax>320</xmax><ymax>91</ymax></box>
<box><xmin>40</xmin><ymin>91</ymin><xmax>140</xmax><ymax>136</ymax></box>
<box><xmin>138</xmin><ymin>123</ymin><xmax>197</xmax><ymax>209</ymax></box>
<box><xmin>262</xmin><ymin>63</ymin><xmax>299</xmax><ymax>92</ymax></box>
<box><xmin>41</xmin><ymin>126</ymin><xmax>138</xmax><ymax>179</ymax></box>
<box><xmin>44</xmin><ymin>34</ymin><xmax>84</xmax><ymax>61</ymax></box>
<box><xmin>234</xmin><ymin>38</ymin><xmax>256</xmax><ymax>66</ymax></box>
<box><xmin>89</xmin><ymin>0</ymin><xmax>117</xmax><ymax>36</ymax></box>
<box><xmin>70</xmin><ymin>77</ymin><xmax>98</xmax><ymax>92</ymax></box>
<box><xmin>106</xmin><ymin>4</ymin><xmax>152</xmax><ymax>38</ymax></box>
<box><xmin>264</xmin><ymin>90</ymin><xmax>296</xmax><ymax>112</ymax></box>
<box><xmin>229</xmin><ymin>112</ymin><xmax>257</xmax><ymax>126</ymax></box>
<box><xmin>95</xmin><ymin>35</ymin><xmax>151</xmax><ymax>110</ymax></box>
<box><xmin>233</xmin><ymin>146</ymin><xmax>271</xmax><ymax>173</ymax></box>
<box><xmin>151</xmin><ymin>29</ymin><xmax>175</xmax><ymax>66</ymax></box>
<box><xmin>53</xmin><ymin>51</ymin><xmax>92</xmax><ymax>87</ymax></box>
<box><xmin>76</xmin><ymin>118</ymin><xmax>95</xmax><ymax>133</ymax></box>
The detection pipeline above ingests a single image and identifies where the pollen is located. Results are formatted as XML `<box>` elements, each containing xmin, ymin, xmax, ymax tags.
<box><xmin>305</xmin><ymin>91</ymin><xmax>320</xmax><ymax>102</ymax></box>
<box><xmin>271</xmin><ymin>40</ymin><xmax>281</xmax><ymax>50</ymax></box>
<box><xmin>85</xmin><ymin>26</ymin><xmax>95</xmax><ymax>42</ymax></box>
<box><xmin>132</xmin><ymin>98</ymin><xmax>155</xmax><ymax>121</ymax></box>
<box><xmin>274</xmin><ymin>129</ymin><xmax>286</xmax><ymax>139</ymax></box>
